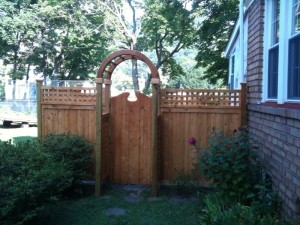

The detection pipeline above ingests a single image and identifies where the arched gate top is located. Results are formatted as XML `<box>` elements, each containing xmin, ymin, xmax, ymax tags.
<box><xmin>97</xmin><ymin>50</ymin><xmax>159</xmax><ymax>80</ymax></box>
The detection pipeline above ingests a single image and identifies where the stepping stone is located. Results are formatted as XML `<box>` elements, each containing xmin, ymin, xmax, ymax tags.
<box><xmin>147</xmin><ymin>197</ymin><xmax>162</xmax><ymax>202</ymax></box>
<box><xmin>169</xmin><ymin>196</ymin><xmax>198</xmax><ymax>204</ymax></box>
<box><xmin>123</xmin><ymin>185</ymin><xmax>149</xmax><ymax>192</ymax></box>
<box><xmin>124</xmin><ymin>193</ymin><xmax>143</xmax><ymax>203</ymax></box>
<box><xmin>99</xmin><ymin>195</ymin><xmax>111</xmax><ymax>200</ymax></box>
<box><xmin>104</xmin><ymin>207</ymin><xmax>126</xmax><ymax>216</ymax></box>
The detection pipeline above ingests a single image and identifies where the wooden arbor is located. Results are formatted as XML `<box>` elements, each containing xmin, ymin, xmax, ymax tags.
<box><xmin>95</xmin><ymin>50</ymin><xmax>160</xmax><ymax>196</ymax></box>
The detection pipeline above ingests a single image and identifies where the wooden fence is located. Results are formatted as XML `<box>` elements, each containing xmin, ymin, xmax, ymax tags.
<box><xmin>36</xmin><ymin>80</ymin><xmax>247</xmax><ymax>186</ymax></box>
<box><xmin>159</xmin><ymin>86</ymin><xmax>247</xmax><ymax>184</ymax></box>
<box><xmin>36</xmin><ymin>81</ymin><xmax>110</xmax><ymax>180</ymax></box>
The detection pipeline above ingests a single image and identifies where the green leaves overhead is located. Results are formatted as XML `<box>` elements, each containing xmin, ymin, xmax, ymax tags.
<box><xmin>0</xmin><ymin>0</ymin><xmax>110</xmax><ymax>81</ymax></box>
<box><xmin>0</xmin><ymin>0</ymin><xmax>238</xmax><ymax>87</ymax></box>
<box><xmin>140</xmin><ymin>0</ymin><xmax>196</xmax><ymax>69</ymax></box>
<box><xmin>193</xmin><ymin>0</ymin><xmax>239</xmax><ymax>85</ymax></box>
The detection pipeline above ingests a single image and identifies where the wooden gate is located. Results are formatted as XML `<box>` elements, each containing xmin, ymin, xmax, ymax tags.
<box><xmin>110</xmin><ymin>92</ymin><xmax>152</xmax><ymax>184</ymax></box>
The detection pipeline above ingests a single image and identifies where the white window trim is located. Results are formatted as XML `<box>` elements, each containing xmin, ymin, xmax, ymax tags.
<box><xmin>263</xmin><ymin>0</ymin><xmax>298</xmax><ymax>104</ymax></box>
<box><xmin>229</xmin><ymin>51</ymin><xmax>236</xmax><ymax>89</ymax></box>
<box><xmin>262</xmin><ymin>0</ymin><xmax>273</xmax><ymax>102</ymax></box>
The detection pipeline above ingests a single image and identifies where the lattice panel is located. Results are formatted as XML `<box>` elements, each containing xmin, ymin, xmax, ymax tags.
<box><xmin>41</xmin><ymin>87</ymin><xmax>97</xmax><ymax>105</ymax></box>
<box><xmin>160</xmin><ymin>89</ymin><xmax>241</xmax><ymax>108</ymax></box>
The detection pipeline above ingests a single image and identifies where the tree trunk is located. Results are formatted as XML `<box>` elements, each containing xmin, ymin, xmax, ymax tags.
<box><xmin>23</xmin><ymin>64</ymin><xmax>30</xmax><ymax>100</ymax></box>
<box><xmin>143</xmin><ymin>73</ymin><xmax>152</xmax><ymax>94</ymax></box>
<box><xmin>12</xmin><ymin>48</ymin><xmax>18</xmax><ymax>100</ymax></box>
<box><xmin>131</xmin><ymin>59</ymin><xmax>139</xmax><ymax>91</ymax></box>
<box><xmin>51</xmin><ymin>50</ymin><xmax>64</xmax><ymax>86</ymax></box>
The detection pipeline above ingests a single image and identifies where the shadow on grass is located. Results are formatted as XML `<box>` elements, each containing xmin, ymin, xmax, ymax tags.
<box><xmin>28</xmin><ymin>184</ymin><xmax>204</xmax><ymax>225</ymax></box>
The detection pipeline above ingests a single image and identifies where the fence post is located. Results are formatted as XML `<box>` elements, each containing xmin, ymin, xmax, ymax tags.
<box><xmin>240</xmin><ymin>82</ymin><xmax>247</xmax><ymax>127</ymax></box>
<box><xmin>151</xmin><ymin>78</ymin><xmax>160</xmax><ymax>197</ymax></box>
<box><xmin>104</xmin><ymin>79</ymin><xmax>111</xmax><ymax>113</ymax></box>
<box><xmin>36</xmin><ymin>79</ymin><xmax>44</xmax><ymax>140</ymax></box>
<box><xmin>95</xmin><ymin>78</ymin><xmax>103</xmax><ymax>196</ymax></box>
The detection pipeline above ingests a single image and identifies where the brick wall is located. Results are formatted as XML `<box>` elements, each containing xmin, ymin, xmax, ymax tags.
<box><xmin>247</xmin><ymin>0</ymin><xmax>264</xmax><ymax>104</ymax></box>
<box><xmin>247</xmin><ymin>0</ymin><xmax>300</xmax><ymax>222</ymax></box>
<box><xmin>248</xmin><ymin>105</ymin><xmax>300</xmax><ymax>221</ymax></box>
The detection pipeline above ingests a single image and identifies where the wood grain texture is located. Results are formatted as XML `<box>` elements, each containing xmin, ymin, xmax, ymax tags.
<box><xmin>110</xmin><ymin>92</ymin><xmax>152</xmax><ymax>184</ymax></box>
<box><xmin>39</xmin><ymin>86</ymin><xmax>247</xmax><ymax>186</ymax></box>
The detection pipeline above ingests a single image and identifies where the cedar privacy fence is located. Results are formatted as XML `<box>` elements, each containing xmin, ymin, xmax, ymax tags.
<box><xmin>36</xmin><ymin>50</ymin><xmax>247</xmax><ymax>197</ymax></box>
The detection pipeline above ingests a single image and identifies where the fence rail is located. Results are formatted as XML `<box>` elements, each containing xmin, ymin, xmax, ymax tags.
<box><xmin>160</xmin><ymin>89</ymin><xmax>241</xmax><ymax>108</ymax></box>
<box><xmin>37</xmin><ymin>80</ymin><xmax>247</xmax><ymax>184</ymax></box>
<box><xmin>41</xmin><ymin>87</ymin><xmax>97</xmax><ymax>105</ymax></box>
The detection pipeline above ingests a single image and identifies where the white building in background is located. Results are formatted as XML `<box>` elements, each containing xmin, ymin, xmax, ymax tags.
<box><xmin>0</xmin><ymin>61</ymin><xmax>39</xmax><ymax>100</ymax></box>
<box><xmin>224</xmin><ymin>0</ymin><xmax>252</xmax><ymax>90</ymax></box>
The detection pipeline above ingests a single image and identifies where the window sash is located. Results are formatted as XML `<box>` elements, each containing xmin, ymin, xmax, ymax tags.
<box><xmin>268</xmin><ymin>45</ymin><xmax>279</xmax><ymax>99</ymax></box>
<box><xmin>271</xmin><ymin>0</ymin><xmax>280</xmax><ymax>45</ymax></box>
<box><xmin>293</xmin><ymin>0</ymin><xmax>300</xmax><ymax>34</ymax></box>
<box><xmin>288</xmin><ymin>34</ymin><xmax>300</xmax><ymax>99</ymax></box>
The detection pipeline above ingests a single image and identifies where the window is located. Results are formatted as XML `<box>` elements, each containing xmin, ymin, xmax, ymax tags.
<box><xmin>267</xmin><ymin>0</ymin><xmax>280</xmax><ymax>99</ymax></box>
<box><xmin>288</xmin><ymin>0</ymin><xmax>300</xmax><ymax>99</ymax></box>
<box><xmin>271</xmin><ymin>0</ymin><xmax>280</xmax><ymax>45</ymax></box>
<box><xmin>288</xmin><ymin>35</ymin><xmax>300</xmax><ymax>99</ymax></box>
<box><xmin>293</xmin><ymin>0</ymin><xmax>300</xmax><ymax>33</ymax></box>
<box><xmin>229</xmin><ymin>54</ymin><xmax>235</xmax><ymax>89</ymax></box>
<box><xmin>268</xmin><ymin>46</ymin><xmax>279</xmax><ymax>98</ymax></box>
<box><xmin>263</xmin><ymin>1</ymin><xmax>300</xmax><ymax>103</ymax></box>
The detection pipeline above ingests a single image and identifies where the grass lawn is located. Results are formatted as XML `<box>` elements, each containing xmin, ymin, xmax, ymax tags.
<box><xmin>28</xmin><ymin>185</ymin><xmax>202</xmax><ymax>225</ymax></box>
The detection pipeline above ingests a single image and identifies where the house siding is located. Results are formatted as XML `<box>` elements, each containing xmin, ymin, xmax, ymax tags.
<box><xmin>247</xmin><ymin>0</ymin><xmax>300</xmax><ymax>222</ymax></box>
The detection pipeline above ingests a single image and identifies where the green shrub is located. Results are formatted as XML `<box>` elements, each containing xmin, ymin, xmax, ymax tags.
<box><xmin>200</xmin><ymin>193</ymin><xmax>286</xmax><ymax>225</ymax></box>
<box><xmin>189</xmin><ymin>129</ymin><xmax>286</xmax><ymax>224</ymax></box>
<box><xmin>170</xmin><ymin>171</ymin><xmax>198</xmax><ymax>196</ymax></box>
<box><xmin>0</xmin><ymin>140</ymin><xmax>72</xmax><ymax>225</ymax></box>
<box><xmin>42</xmin><ymin>133</ymin><xmax>94</xmax><ymax>189</ymax></box>
<box><xmin>192</xmin><ymin>128</ymin><xmax>256</xmax><ymax>200</ymax></box>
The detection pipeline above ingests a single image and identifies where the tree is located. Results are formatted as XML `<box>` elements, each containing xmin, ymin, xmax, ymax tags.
<box><xmin>0</xmin><ymin>0</ymin><xmax>41</xmax><ymax>98</ymax></box>
<box><xmin>0</xmin><ymin>0</ymin><xmax>110</xmax><ymax>85</ymax></box>
<box><xmin>193</xmin><ymin>0</ymin><xmax>239</xmax><ymax>85</ymax></box>
<box><xmin>32</xmin><ymin>0</ymin><xmax>109</xmax><ymax>81</ymax></box>
<box><xmin>166</xmin><ymin>49</ymin><xmax>223</xmax><ymax>89</ymax></box>
<box><xmin>139</xmin><ymin>0</ymin><xmax>197</xmax><ymax>92</ymax></box>
<box><xmin>96</xmin><ymin>0</ymin><xmax>144</xmax><ymax>91</ymax></box>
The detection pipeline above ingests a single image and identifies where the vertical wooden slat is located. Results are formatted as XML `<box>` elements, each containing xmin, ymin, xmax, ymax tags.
<box><xmin>95</xmin><ymin>78</ymin><xmax>103</xmax><ymax>196</ymax></box>
<box><xmin>39</xmin><ymin>82</ymin><xmax>247</xmax><ymax>189</ymax></box>
<box><xmin>36</xmin><ymin>79</ymin><xmax>43</xmax><ymax>140</ymax></box>
<box><xmin>151</xmin><ymin>80</ymin><xmax>160</xmax><ymax>196</ymax></box>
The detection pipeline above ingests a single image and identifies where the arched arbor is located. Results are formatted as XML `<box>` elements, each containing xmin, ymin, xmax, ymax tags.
<box><xmin>95</xmin><ymin>50</ymin><xmax>160</xmax><ymax>196</ymax></box>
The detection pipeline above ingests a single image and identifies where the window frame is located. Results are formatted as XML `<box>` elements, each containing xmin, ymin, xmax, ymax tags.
<box><xmin>228</xmin><ymin>51</ymin><xmax>236</xmax><ymax>90</ymax></box>
<box><xmin>263</xmin><ymin>0</ymin><xmax>298</xmax><ymax>103</ymax></box>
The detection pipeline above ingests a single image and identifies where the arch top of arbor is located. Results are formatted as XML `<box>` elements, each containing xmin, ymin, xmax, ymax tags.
<box><xmin>97</xmin><ymin>50</ymin><xmax>159</xmax><ymax>80</ymax></box>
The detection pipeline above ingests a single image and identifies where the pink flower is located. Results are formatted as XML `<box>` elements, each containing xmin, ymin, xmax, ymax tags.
<box><xmin>188</xmin><ymin>137</ymin><xmax>197</xmax><ymax>145</ymax></box>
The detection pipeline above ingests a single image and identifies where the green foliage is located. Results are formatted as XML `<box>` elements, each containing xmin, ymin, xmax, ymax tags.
<box><xmin>170</xmin><ymin>171</ymin><xmax>198</xmax><ymax>196</ymax></box>
<box><xmin>190</xmin><ymin>129</ymin><xmax>285</xmax><ymax>224</ymax></box>
<box><xmin>165</xmin><ymin>49</ymin><xmax>224</xmax><ymax>89</ymax></box>
<box><xmin>196</xmin><ymin>129</ymin><xmax>255</xmax><ymax>200</ymax></box>
<box><xmin>42</xmin><ymin>133</ymin><xmax>94</xmax><ymax>189</ymax></box>
<box><xmin>0</xmin><ymin>0</ymin><xmax>110</xmax><ymax>81</ymax></box>
<box><xmin>140</xmin><ymin>0</ymin><xmax>197</xmax><ymax>91</ymax></box>
<box><xmin>0</xmin><ymin>140</ymin><xmax>72</xmax><ymax>225</ymax></box>
<box><xmin>200</xmin><ymin>193</ymin><xmax>286</xmax><ymax>225</ymax></box>
<box><xmin>192</xmin><ymin>0</ymin><xmax>239</xmax><ymax>84</ymax></box>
